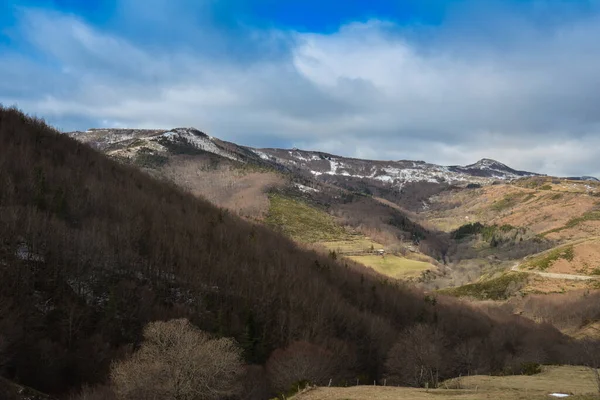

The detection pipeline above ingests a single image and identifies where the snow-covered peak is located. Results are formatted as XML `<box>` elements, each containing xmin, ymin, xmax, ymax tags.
<box><xmin>467</xmin><ymin>158</ymin><xmax>510</xmax><ymax>170</ymax></box>
<box><xmin>67</xmin><ymin>127</ymin><xmax>241</xmax><ymax>162</ymax></box>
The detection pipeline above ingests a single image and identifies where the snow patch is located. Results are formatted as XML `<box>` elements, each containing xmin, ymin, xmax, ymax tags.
<box><xmin>252</xmin><ymin>150</ymin><xmax>272</xmax><ymax>161</ymax></box>
<box><xmin>160</xmin><ymin>129</ymin><xmax>240</xmax><ymax>162</ymax></box>
<box><xmin>16</xmin><ymin>244</ymin><xmax>44</xmax><ymax>262</ymax></box>
<box><xmin>294</xmin><ymin>183</ymin><xmax>320</xmax><ymax>193</ymax></box>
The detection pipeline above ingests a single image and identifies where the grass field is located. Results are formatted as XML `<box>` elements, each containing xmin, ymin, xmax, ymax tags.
<box><xmin>348</xmin><ymin>254</ymin><xmax>434</xmax><ymax>279</ymax></box>
<box><xmin>265</xmin><ymin>195</ymin><xmax>437</xmax><ymax>280</ymax></box>
<box><xmin>320</xmin><ymin>238</ymin><xmax>384</xmax><ymax>254</ymax></box>
<box><xmin>266</xmin><ymin>194</ymin><xmax>351</xmax><ymax>243</ymax></box>
<box><xmin>293</xmin><ymin>366</ymin><xmax>599</xmax><ymax>400</ymax></box>
<box><xmin>448</xmin><ymin>365</ymin><xmax>599</xmax><ymax>396</ymax></box>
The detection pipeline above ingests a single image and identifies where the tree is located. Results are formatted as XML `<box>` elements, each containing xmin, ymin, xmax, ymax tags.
<box><xmin>266</xmin><ymin>341</ymin><xmax>337</xmax><ymax>393</ymax></box>
<box><xmin>0</xmin><ymin>334</ymin><xmax>6</xmax><ymax>372</ymax></box>
<box><xmin>385</xmin><ymin>324</ymin><xmax>446</xmax><ymax>388</ymax></box>
<box><xmin>110</xmin><ymin>319</ymin><xmax>244</xmax><ymax>400</ymax></box>
<box><xmin>579</xmin><ymin>335</ymin><xmax>600</xmax><ymax>395</ymax></box>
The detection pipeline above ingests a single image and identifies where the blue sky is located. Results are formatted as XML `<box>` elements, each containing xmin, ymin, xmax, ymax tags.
<box><xmin>2</xmin><ymin>0</ymin><xmax>600</xmax><ymax>176</ymax></box>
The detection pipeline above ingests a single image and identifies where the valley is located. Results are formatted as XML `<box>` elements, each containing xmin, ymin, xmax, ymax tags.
<box><xmin>68</xmin><ymin>125</ymin><xmax>600</xmax><ymax>297</ymax></box>
<box><xmin>4</xmin><ymin>0</ymin><xmax>600</xmax><ymax>398</ymax></box>
<box><xmin>1</xmin><ymin>109</ymin><xmax>599</xmax><ymax>399</ymax></box>
<box><xmin>68</xmin><ymin>125</ymin><xmax>600</xmax><ymax>349</ymax></box>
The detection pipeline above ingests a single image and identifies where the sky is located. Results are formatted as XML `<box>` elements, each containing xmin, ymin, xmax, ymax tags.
<box><xmin>2</xmin><ymin>0</ymin><xmax>600</xmax><ymax>177</ymax></box>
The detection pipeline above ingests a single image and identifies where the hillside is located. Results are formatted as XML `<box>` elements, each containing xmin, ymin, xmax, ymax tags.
<box><xmin>68</xmin><ymin>127</ymin><xmax>451</xmax><ymax>280</ymax></box>
<box><xmin>407</xmin><ymin>175</ymin><xmax>600</xmax><ymax>296</ymax></box>
<box><xmin>67</xmin><ymin>127</ymin><xmax>600</xmax><ymax>299</ymax></box>
<box><xmin>3</xmin><ymin>107</ymin><xmax>589</xmax><ymax>398</ymax></box>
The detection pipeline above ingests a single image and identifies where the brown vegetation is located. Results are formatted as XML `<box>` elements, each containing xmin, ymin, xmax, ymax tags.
<box><xmin>265</xmin><ymin>341</ymin><xmax>345</xmax><ymax>393</ymax></box>
<box><xmin>110</xmin><ymin>319</ymin><xmax>243</xmax><ymax>400</ymax></box>
<box><xmin>161</xmin><ymin>156</ymin><xmax>285</xmax><ymax>220</ymax></box>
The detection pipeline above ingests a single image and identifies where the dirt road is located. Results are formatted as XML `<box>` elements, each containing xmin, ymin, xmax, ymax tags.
<box><xmin>510</xmin><ymin>263</ymin><xmax>595</xmax><ymax>281</ymax></box>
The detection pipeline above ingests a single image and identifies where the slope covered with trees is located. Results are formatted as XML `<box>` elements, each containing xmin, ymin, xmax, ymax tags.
<box><xmin>0</xmin><ymin>107</ymin><xmax>590</xmax><ymax>398</ymax></box>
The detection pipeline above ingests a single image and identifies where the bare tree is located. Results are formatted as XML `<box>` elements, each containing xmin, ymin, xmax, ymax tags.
<box><xmin>385</xmin><ymin>324</ymin><xmax>446</xmax><ymax>388</ymax></box>
<box><xmin>579</xmin><ymin>331</ymin><xmax>600</xmax><ymax>395</ymax></box>
<box><xmin>110</xmin><ymin>319</ymin><xmax>244</xmax><ymax>400</ymax></box>
<box><xmin>0</xmin><ymin>334</ymin><xmax>6</xmax><ymax>371</ymax></box>
<box><xmin>266</xmin><ymin>341</ymin><xmax>337</xmax><ymax>393</ymax></box>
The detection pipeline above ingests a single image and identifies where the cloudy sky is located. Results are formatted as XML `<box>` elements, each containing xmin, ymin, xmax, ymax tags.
<box><xmin>2</xmin><ymin>0</ymin><xmax>600</xmax><ymax>177</ymax></box>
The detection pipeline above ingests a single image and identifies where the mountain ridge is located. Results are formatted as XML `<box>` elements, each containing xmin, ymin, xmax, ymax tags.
<box><xmin>67</xmin><ymin>127</ymin><xmax>548</xmax><ymax>186</ymax></box>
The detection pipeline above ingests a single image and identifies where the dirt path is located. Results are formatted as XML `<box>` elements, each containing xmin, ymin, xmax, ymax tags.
<box><xmin>510</xmin><ymin>263</ymin><xmax>596</xmax><ymax>281</ymax></box>
<box><xmin>509</xmin><ymin>237</ymin><xmax>600</xmax><ymax>281</ymax></box>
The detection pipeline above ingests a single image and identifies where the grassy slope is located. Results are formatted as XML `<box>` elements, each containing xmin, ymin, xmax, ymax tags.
<box><xmin>523</xmin><ymin>245</ymin><xmax>575</xmax><ymax>271</ymax></box>
<box><xmin>294</xmin><ymin>366</ymin><xmax>599</xmax><ymax>400</ymax></box>
<box><xmin>420</xmin><ymin>179</ymin><xmax>600</xmax><ymax>295</ymax></box>
<box><xmin>348</xmin><ymin>255</ymin><xmax>434</xmax><ymax>279</ymax></box>
<box><xmin>320</xmin><ymin>238</ymin><xmax>385</xmax><ymax>253</ymax></box>
<box><xmin>423</xmin><ymin>179</ymin><xmax>600</xmax><ymax>237</ymax></box>
<box><xmin>438</xmin><ymin>272</ymin><xmax>529</xmax><ymax>300</ymax></box>
<box><xmin>265</xmin><ymin>194</ymin><xmax>351</xmax><ymax>243</ymax></box>
<box><xmin>266</xmin><ymin>194</ymin><xmax>436</xmax><ymax>279</ymax></box>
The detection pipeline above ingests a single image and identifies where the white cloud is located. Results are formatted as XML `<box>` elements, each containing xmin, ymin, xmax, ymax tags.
<box><xmin>2</xmin><ymin>8</ymin><xmax>600</xmax><ymax>177</ymax></box>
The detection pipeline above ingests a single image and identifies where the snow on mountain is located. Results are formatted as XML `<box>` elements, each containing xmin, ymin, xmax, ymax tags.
<box><xmin>68</xmin><ymin>127</ymin><xmax>540</xmax><ymax>188</ymax></box>
<box><xmin>565</xmin><ymin>176</ymin><xmax>600</xmax><ymax>182</ymax></box>
<box><xmin>68</xmin><ymin>127</ymin><xmax>241</xmax><ymax>162</ymax></box>
<box><xmin>252</xmin><ymin>148</ymin><xmax>538</xmax><ymax>188</ymax></box>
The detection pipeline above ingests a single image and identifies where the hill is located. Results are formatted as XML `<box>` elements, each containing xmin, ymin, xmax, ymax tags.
<box><xmin>3</xmin><ymin>107</ymin><xmax>590</xmax><ymax>398</ymax></box>
<box><xmin>67</xmin><ymin>126</ymin><xmax>600</xmax><ymax>302</ymax></box>
<box><xmin>68</xmin><ymin>126</ymin><xmax>451</xmax><ymax>281</ymax></box>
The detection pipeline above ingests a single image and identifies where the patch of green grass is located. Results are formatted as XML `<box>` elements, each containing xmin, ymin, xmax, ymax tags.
<box><xmin>437</xmin><ymin>273</ymin><xmax>529</xmax><ymax>300</ymax></box>
<box><xmin>539</xmin><ymin>184</ymin><xmax>553</xmax><ymax>190</ymax></box>
<box><xmin>521</xmin><ymin>193</ymin><xmax>536</xmax><ymax>202</ymax></box>
<box><xmin>499</xmin><ymin>224</ymin><xmax>516</xmax><ymax>232</ymax></box>
<box><xmin>523</xmin><ymin>245</ymin><xmax>575</xmax><ymax>271</ymax></box>
<box><xmin>321</xmin><ymin>239</ymin><xmax>383</xmax><ymax>254</ymax></box>
<box><xmin>266</xmin><ymin>194</ymin><xmax>350</xmax><ymax>243</ymax></box>
<box><xmin>550</xmin><ymin>193</ymin><xmax>563</xmax><ymax>200</ymax></box>
<box><xmin>590</xmin><ymin>268</ymin><xmax>600</xmax><ymax>276</ymax></box>
<box><xmin>348</xmin><ymin>254</ymin><xmax>434</xmax><ymax>279</ymax></box>
<box><xmin>491</xmin><ymin>192</ymin><xmax>528</xmax><ymax>212</ymax></box>
<box><xmin>542</xmin><ymin>211</ymin><xmax>600</xmax><ymax>235</ymax></box>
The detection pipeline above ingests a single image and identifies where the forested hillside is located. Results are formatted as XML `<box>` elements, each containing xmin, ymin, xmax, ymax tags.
<box><xmin>0</xmin><ymin>107</ymin><xmax>591</xmax><ymax>398</ymax></box>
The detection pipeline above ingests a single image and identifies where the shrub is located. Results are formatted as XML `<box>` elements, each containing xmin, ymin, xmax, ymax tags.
<box><xmin>520</xmin><ymin>362</ymin><xmax>542</xmax><ymax>376</ymax></box>
<box><xmin>452</xmin><ymin>222</ymin><xmax>484</xmax><ymax>240</ymax></box>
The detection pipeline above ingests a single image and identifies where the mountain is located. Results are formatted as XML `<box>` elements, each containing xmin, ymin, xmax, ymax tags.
<box><xmin>3</xmin><ymin>108</ymin><xmax>598</xmax><ymax>398</ymax></box>
<box><xmin>68</xmin><ymin>128</ymin><xmax>538</xmax><ymax>187</ymax></box>
<box><xmin>68</xmin><ymin>127</ymin><xmax>544</xmax><ymax>218</ymax></box>
<box><xmin>565</xmin><ymin>175</ymin><xmax>600</xmax><ymax>182</ymax></box>
<box><xmin>254</xmin><ymin>149</ymin><xmax>538</xmax><ymax>187</ymax></box>
<box><xmin>68</xmin><ymin>127</ymin><xmax>452</xmax><ymax>265</ymax></box>
<box><xmin>68</xmin><ymin>127</ymin><xmax>282</xmax><ymax>170</ymax></box>
<box><xmin>449</xmin><ymin>158</ymin><xmax>536</xmax><ymax>179</ymax></box>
